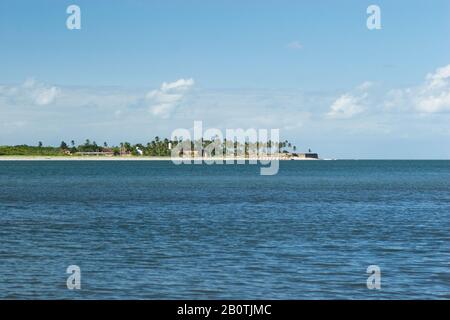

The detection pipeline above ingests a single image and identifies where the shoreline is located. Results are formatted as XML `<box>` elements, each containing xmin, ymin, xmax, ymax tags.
<box><xmin>0</xmin><ymin>156</ymin><xmax>320</xmax><ymax>161</ymax></box>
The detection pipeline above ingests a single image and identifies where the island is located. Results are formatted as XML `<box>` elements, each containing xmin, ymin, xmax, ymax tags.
<box><xmin>0</xmin><ymin>138</ymin><xmax>319</xmax><ymax>160</ymax></box>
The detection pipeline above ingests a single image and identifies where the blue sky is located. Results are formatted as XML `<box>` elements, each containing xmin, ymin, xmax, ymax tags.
<box><xmin>1</xmin><ymin>0</ymin><xmax>450</xmax><ymax>158</ymax></box>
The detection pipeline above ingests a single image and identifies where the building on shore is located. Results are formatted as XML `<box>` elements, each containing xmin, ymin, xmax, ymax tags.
<box><xmin>75</xmin><ymin>151</ymin><xmax>114</xmax><ymax>157</ymax></box>
<box><xmin>292</xmin><ymin>152</ymin><xmax>319</xmax><ymax>159</ymax></box>
<box><xmin>75</xmin><ymin>148</ymin><xmax>115</xmax><ymax>157</ymax></box>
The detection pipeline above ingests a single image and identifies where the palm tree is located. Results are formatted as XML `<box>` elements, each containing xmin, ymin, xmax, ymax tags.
<box><xmin>120</xmin><ymin>142</ymin><xmax>125</xmax><ymax>156</ymax></box>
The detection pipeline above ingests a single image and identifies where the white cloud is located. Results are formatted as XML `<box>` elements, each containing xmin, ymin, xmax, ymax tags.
<box><xmin>23</xmin><ymin>78</ymin><xmax>61</xmax><ymax>105</ymax></box>
<box><xmin>416</xmin><ymin>91</ymin><xmax>450</xmax><ymax>113</ymax></box>
<box><xmin>0</xmin><ymin>78</ymin><xmax>60</xmax><ymax>106</ymax></box>
<box><xmin>287</xmin><ymin>40</ymin><xmax>303</xmax><ymax>50</ymax></box>
<box><xmin>326</xmin><ymin>82</ymin><xmax>371</xmax><ymax>119</ymax></box>
<box><xmin>326</xmin><ymin>93</ymin><xmax>365</xmax><ymax>119</ymax></box>
<box><xmin>424</xmin><ymin>64</ymin><xmax>450</xmax><ymax>90</ymax></box>
<box><xmin>33</xmin><ymin>86</ymin><xmax>60</xmax><ymax>105</ymax></box>
<box><xmin>385</xmin><ymin>64</ymin><xmax>450</xmax><ymax>113</ymax></box>
<box><xmin>160</xmin><ymin>78</ymin><xmax>194</xmax><ymax>91</ymax></box>
<box><xmin>415</xmin><ymin>65</ymin><xmax>450</xmax><ymax>113</ymax></box>
<box><xmin>146</xmin><ymin>78</ymin><xmax>194</xmax><ymax>118</ymax></box>
<box><xmin>384</xmin><ymin>88</ymin><xmax>411</xmax><ymax>111</ymax></box>
<box><xmin>357</xmin><ymin>81</ymin><xmax>373</xmax><ymax>91</ymax></box>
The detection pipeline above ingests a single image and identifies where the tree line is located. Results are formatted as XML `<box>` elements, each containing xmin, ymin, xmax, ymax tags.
<box><xmin>0</xmin><ymin>137</ymin><xmax>301</xmax><ymax>156</ymax></box>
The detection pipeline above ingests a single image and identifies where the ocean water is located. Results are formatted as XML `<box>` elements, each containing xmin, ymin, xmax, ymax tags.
<box><xmin>0</xmin><ymin>160</ymin><xmax>449</xmax><ymax>299</ymax></box>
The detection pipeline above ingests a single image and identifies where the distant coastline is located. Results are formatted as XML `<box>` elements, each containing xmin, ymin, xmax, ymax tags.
<box><xmin>0</xmin><ymin>138</ymin><xmax>320</xmax><ymax>160</ymax></box>
<box><xmin>0</xmin><ymin>155</ymin><xmax>319</xmax><ymax>161</ymax></box>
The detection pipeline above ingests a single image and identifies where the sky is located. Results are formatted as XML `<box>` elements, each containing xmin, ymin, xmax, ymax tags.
<box><xmin>1</xmin><ymin>0</ymin><xmax>450</xmax><ymax>159</ymax></box>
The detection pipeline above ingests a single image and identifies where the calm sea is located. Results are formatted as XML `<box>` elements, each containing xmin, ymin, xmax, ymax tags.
<box><xmin>0</xmin><ymin>160</ymin><xmax>449</xmax><ymax>299</ymax></box>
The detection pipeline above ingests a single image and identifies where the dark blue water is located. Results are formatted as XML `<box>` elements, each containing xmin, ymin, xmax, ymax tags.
<box><xmin>0</xmin><ymin>160</ymin><xmax>449</xmax><ymax>299</ymax></box>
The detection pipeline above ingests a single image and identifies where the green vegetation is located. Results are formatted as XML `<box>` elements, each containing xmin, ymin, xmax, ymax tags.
<box><xmin>0</xmin><ymin>138</ymin><xmax>299</xmax><ymax>157</ymax></box>
<box><xmin>0</xmin><ymin>145</ymin><xmax>65</xmax><ymax>156</ymax></box>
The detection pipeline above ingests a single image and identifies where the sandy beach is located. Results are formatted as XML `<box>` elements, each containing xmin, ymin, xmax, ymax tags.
<box><xmin>0</xmin><ymin>156</ymin><xmax>319</xmax><ymax>161</ymax></box>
